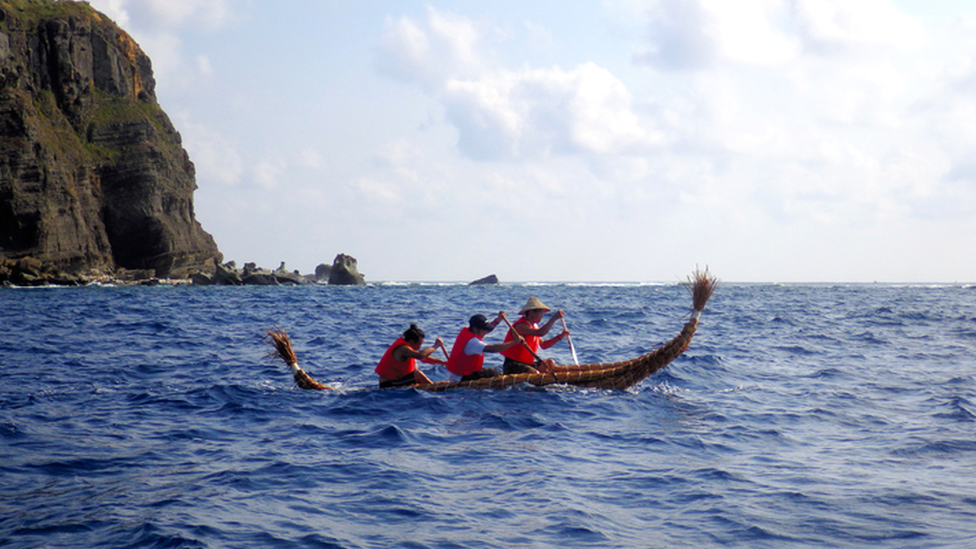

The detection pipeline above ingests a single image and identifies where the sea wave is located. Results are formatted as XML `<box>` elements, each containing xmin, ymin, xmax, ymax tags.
<box><xmin>2</xmin><ymin>284</ymin><xmax>975</xmax><ymax>547</ymax></box>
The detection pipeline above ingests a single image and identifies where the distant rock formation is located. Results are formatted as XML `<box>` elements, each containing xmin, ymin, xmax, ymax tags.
<box><xmin>0</xmin><ymin>255</ymin><xmax>173</xmax><ymax>286</ymax></box>
<box><xmin>0</xmin><ymin>256</ymin><xmax>84</xmax><ymax>286</ymax></box>
<box><xmin>328</xmin><ymin>254</ymin><xmax>366</xmax><ymax>285</ymax></box>
<box><xmin>0</xmin><ymin>1</ymin><xmax>221</xmax><ymax>279</ymax></box>
<box><xmin>191</xmin><ymin>260</ymin><xmax>308</xmax><ymax>286</ymax></box>
<box><xmin>314</xmin><ymin>263</ymin><xmax>331</xmax><ymax>282</ymax></box>
<box><xmin>271</xmin><ymin>262</ymin><xmax>305</xmax><ymax>285</ymax></box>
<box><xmin>469</xmin><ymin>274</ymin><xmax>499</xmax><ymax>285</ymax></box>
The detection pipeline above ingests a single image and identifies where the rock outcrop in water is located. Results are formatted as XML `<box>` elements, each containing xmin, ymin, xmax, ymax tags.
<box><xmin>191</xmin><ymin>260</ymin><xmax>308</xmax><ymax>286</ymax></box>
<box><xmin>469</xmin><ymin>274</ymin><xmax>499</xmax><ymax>285</ymax></box>
<box><xmin>314</xmin><ymin>262</ymin><xmax>331</xmax><ymax>282</ymax></box>
<box><xmin>328</xmin><ymin>253</ymin><xmax>366</xmax><ymax>285</ymax></box>
<box><xmin>0</xmin><ymin>0</ymin><xmax>221</xmax><ymax>280</ymax></box>
<box><xmin>190</xmin><ymin>255</ymin><xmax>365</xmax><ymax>286</ymax></box>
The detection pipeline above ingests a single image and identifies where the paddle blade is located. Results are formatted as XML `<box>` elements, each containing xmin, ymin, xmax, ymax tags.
<box><xmin>560</xmin><ymin>316</ymin><xmax>580</xmax><ymax>366</ymax></box>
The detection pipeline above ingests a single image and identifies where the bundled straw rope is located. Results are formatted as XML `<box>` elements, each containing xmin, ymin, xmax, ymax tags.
<box><xmin>267</xmin><ymin>328</ymin><xmax>332</xmax><ymax>390</ymax></box>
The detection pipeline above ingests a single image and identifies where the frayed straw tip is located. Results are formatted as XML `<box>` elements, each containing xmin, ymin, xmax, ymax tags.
<box><xmin>267</xmin><ymin>327</ymin><xmax>299</xmax><ymax>365</ymax></box>
<box><xmin>685</xmin><ymin>267</ymin><xmax>719</xmax><ymax>312</ymax></box>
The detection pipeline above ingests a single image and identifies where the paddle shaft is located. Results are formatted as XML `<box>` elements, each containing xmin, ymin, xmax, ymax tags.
<box><xmin>561</xmin><ymin>317</ymin><xmax>579</xmax><ymax>365</ymax></box>
<box><xmin>500</xmin><ymin>315</ymin><xmax>543</xmax><ymax>362</ymax></box>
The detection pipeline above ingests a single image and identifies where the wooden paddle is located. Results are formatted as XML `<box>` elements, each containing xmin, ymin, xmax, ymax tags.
<box><xmin>561</xmin><ymin>316</ymin><xmax>579</xmax><ymax>365</ymax></box>
<box><xmin>438</xmin><ymin>339</ymin><xmax>451</xmax><ymax>361</ymax></box>
<box><xmin>500</xmin><ymin>315</ymin><xmax>543</xmax><ymax>362</ymax></box>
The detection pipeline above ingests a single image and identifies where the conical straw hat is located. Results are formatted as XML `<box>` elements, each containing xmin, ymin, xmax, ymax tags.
<box><xmin>520</xmin><ymin>296</ymin><xmax>551</xmax><ymax>314</ymax></box>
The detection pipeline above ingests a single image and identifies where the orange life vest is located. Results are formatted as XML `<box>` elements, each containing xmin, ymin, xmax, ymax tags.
<box><xmin>374</xmin><ymin>337</ymin><xmax>416</xmax><ymax>380</ymax></box>
<box><xmin>501</xmin><ymin>317</ymin><xmax>539</xmax><ymax>364</ymax></box>
<box><xmin>446</xmin><ymin>327</ymin><xmax>484</xmax><ymax>376</ymax></box>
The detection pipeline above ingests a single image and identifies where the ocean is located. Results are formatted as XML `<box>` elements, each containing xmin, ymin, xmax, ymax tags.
<box><xmin>2</xmin><ymin>281</ymin><xmax>975</xmax><ymax>548</ymax></box>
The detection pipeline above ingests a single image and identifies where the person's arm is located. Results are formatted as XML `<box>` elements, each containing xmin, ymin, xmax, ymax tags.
<box><xmin>420</xmin><ymin>355</ymin><xmax>447</xmax><ymax>365</ymax></box>
<box><xmin>540</xmin><ymin>329</ymin><xmax>569</xmax><ymax>350</ymax></box>
<box><xmin>513</xmin><ymin>310</ymin><xmax>565</xmax><ymax>337</ymax></box>
<box><xmin>393</xmin><ymin>344</ymin><xmax>427</xmax><ymax>362</ymax></box>
<box><xmin>539</xmin><ymin>310</ymin><xmax>565</xmax><ymax>336</ymax></box>
<box><xmin>538</xmin><ymin>310</ymin><xmax>567</xmax><ymax>347</ymax></box>
<box><xmin>484</xmin><ymin>337</ymin><xmax>522</xmax><ymax>353</ymax></box>
<box><xmin>394</xmin><ymin>338</ymin><xmax>444</xmax><ymax>362</ymax></box>
<box><xmin>464</xmin><ymin>336</ymin><xmax>488</xmax><ymax>356</ymax></box>
<box><xmin>491</xmin><ymin>311</ymin><xmax>505</xmax><ymax>330</ymax></box>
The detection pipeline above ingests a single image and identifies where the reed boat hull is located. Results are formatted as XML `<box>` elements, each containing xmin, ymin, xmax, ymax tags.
<box><xmin>415</xmin><ymin>317</ymin><xmax>699</xmax><ymax>392</ymax></box>
<box><xmin>267</xmin><ymin>269</ymin><xmax>717</xmax><ymax>392</ymax></box>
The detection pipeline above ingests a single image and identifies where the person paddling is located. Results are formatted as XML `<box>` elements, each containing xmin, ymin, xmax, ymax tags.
<box><xmin>500</xmin><ymin>297</ymin><xmax>570</xmax><ymax>374</ymax></box>
<box><xmin>446</xmin><ymin>312</ymin><xmax>524</xmax><ymax>382</ymax></box>
<box><xmin>375</xmin><ymin>324</ymin><xmax>445</xmax><ymax>388</ymax></box>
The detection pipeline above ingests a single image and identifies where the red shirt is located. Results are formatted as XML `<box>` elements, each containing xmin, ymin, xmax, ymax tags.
<box><xmin>374</xmin><ymin>337</ymin><xmax>416</xmax><ymax>380</ymax></box>
<box><xmin>500</xmin><ymin>317</ymin><xmax>539</xmax><ymax>364</ymax></box>
<box><xmin>446</xmin><ymin>328</ymin><xmax>484</xmax><ymax>377</ymax></box>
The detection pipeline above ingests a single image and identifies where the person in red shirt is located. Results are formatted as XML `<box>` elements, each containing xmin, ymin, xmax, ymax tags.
<box><xmin>500</xmin><ymin>297</ymin><xmax>569</xmax><ymax>374</ymax></box>
<box><xmin>374</xmin><ymin>324</ymin><xmax>445</xmax><ymax>388</ymax></box>
<box><xmin>446</xmin><ymin>312</ymin><xmax>524</xmax><ymax>382</ymax></box>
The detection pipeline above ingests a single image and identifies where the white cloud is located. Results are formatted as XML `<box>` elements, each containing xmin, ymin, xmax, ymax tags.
<box><xmin>707</xmin><ymin>0</ymin><xmax>796</xmax><ymax>64</ymax></box>
<box><xmin>86</xmin><ymin>0</ymin><xmax>232</xmax><ymax>89</ymax></box>
<box><xmin>252</xmin><ymin>157</ymin><xmax>287</xmax><ymax>190</ymax></box>
<box><xmin>633</xmin><ymin>0</ymin><xmax>924</xmax><ymax>71</ymax></box>
<box><xmin>793</xmin><ymin>0</ymin><xmax>925</xmax><ymax>55</ymax></box>
<box><xmin>175</xmin><ymin>115</ymin><xmax>243</xmax><ymax>186</ymax></box>
<box><xmin>612</xmin><ymin>0</ymin><xmax>955</xmax><ymax>233</ymax></box>
<box><xmin>139</xmin><ymin>0</ymin><xmax>230</xmax><ymax>30</ymax></box>
<box><xmin>377</xmin><ymin>7</ymin><xmax>485</xmax><ymax>87</ymax></box>
<box><xmin>130</xmin><ymin>32</ymin><xmax>183</xmax><ymax>84</ymax></box>
<box><xmin>634</xmin><ymin>0</ymin><xmax>796</xmax><ymax>70</ymax></box>
<box><xmin>442</xmin><ymin>63</ymin><xmax>658</xmax><ymax>159</ymax></box>
<box><xmin>297</xmin><ymin>147</ymin><xmax>323</xmax><ymax>171</ymax></box>
<box><xmin>634</xmin><ymin>0</ymin><xmax>719</xmax><ymax>70</ymax></box>
<box><xmin>522</xmin><ymin>20</ymin><xmax>555</xmax><ymax>50</ymax></box>
<box><xmin>195</xmin><ymin>54</ymin><xmax>212</xmax><ymax>76</ymax></box>
<box><xmin>355</xmin><ymin>177</ymin><xmax>401</xmax><ymax>205</ymax></box>
<box><xmin>78</xmin><ymin>1</ymin><xmax>976</xmax><ymax>281</ymax></box>
<box><xmin>378</xmin><ymin>10</ymin><xmax>659</xmax><ymax>161</ymax></box>
<box><xmin>87</xmin><ymin>0</ymin><xmax>231</xmax><ymax>34</ymax></box>
<box><xmin>88</xmin><ymin>0</ymin><xmax>130</xmax><ymax>27</ymax></box>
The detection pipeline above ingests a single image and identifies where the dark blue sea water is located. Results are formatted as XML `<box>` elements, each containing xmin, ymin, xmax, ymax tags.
<box><xmin>2</xmin><ymin>282</ymin><xmax>975</xmax><ymax>548</ymax></box>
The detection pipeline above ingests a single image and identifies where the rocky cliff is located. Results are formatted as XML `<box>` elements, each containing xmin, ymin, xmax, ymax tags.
<box><xmin>0</xmin><ymin>0</ymin><xmax>221</xmax><ymax>278</ymax></box>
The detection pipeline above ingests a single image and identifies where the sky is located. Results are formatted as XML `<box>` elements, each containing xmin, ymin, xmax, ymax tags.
<box><xmin>83</xmin><ymin>0</ymin><xmax>976</xmax><ymax>283</ymax></box>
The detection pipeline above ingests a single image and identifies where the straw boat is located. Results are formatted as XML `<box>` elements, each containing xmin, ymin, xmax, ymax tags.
<box><xmin>268</xmin><ymin>268</ymin><xmax>717</xmax><ymax>392</ymax></box>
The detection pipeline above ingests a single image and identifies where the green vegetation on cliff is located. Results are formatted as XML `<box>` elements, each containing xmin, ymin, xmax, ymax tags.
<box><xmin>1</xmin><ymin>0</ymin><xmax>110</xmax><ymax>29</ymax></box>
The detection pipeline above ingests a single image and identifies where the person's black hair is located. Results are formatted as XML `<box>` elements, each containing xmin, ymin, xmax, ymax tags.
<box><xmin>403</xmin><ymin>323</ymin><xmax>425</xmax><ymax>343</ymax></box>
